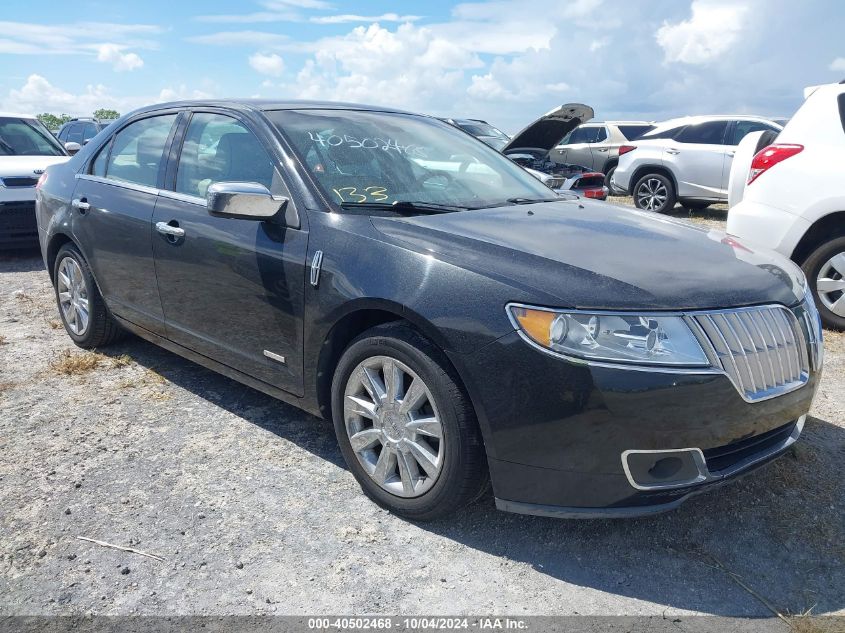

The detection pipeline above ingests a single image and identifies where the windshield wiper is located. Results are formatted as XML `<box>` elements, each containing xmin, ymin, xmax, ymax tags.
<box><xmin>339</xmin><ymin>201</ymin><xmax>468</xmax><ymax>214</ymax></box>
<box><xmin>0</xmin><ymin>138</ymin><xmax>15</xmax><ymax>155</ymax></box>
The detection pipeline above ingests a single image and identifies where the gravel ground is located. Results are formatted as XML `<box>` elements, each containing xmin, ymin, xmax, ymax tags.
<box><xmin>1</xmin><ymin>207</ymin><xmax>843</xmax><ymax>619</ymax></box>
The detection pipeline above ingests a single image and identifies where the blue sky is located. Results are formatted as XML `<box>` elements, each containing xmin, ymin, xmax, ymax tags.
<box><xmin>1</xmin><ymin>0</ymin><xmax>844</xmax><ymax>132</ymax></box>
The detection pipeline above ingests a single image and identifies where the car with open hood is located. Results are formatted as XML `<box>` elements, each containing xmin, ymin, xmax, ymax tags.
<box><xmin>37</xmin><ymin>99</ymin><xmax>822</xmax><ymax>520</ymax></box>
<box><xmin>1</xmin><ymin>112</ymin><xmax>70</xmax><ymax>248</ymax></box>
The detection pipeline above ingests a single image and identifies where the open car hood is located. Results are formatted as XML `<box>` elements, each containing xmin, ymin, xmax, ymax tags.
<box><xmin>501</xmin><ymin>103</ymin><xmax>594</xmax><ymax>157</ymax></box>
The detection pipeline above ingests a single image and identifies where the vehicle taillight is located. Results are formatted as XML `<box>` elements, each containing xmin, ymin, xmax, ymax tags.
<box><xmin>747</xmin><ymin>144</ymin><xmax>803</xmax><ymax>185</ymax></box>
<box><xmin>618</xmin><ymin>145</ymin><xmax>636</xmax><ymax>156</ymax></box>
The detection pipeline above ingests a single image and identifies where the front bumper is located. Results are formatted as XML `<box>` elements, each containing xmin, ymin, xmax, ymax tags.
<box><xmin>455</xmin><ymin>322</ymin><xmax>819</xmax><ymax>517</ymax></box>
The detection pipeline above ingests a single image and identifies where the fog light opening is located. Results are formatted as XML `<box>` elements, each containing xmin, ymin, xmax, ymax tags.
<box><xmin>648</xmin><ymin>456</ymin><xmax>684</xmax><ymax>480</ymax></box>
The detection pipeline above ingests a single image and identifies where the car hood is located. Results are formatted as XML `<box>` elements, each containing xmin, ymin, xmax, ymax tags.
<box><xmin>502</xmin><ymin>103</ymin><xmax>594</xmax><ymax>157</ymax></box>
<box><xmin>370</xmin><ymin>200</ymin><xmax>804</xmax><ymax>310</ymax></box>
<box><xmin>0</xmin><ymin>155</ymin><xmax>69</xmax><ymax>178</ymax></box>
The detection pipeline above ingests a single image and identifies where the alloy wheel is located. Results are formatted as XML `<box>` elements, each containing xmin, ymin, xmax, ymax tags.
<box><xmin>637</xmin><ymin>178</ymin><xmax>668</xmax><ymax>211</ymax></box>
<box><xmin>57</xmin><ymin>257</ymin><xmax>90</xmax><ymax>336</ymax></box>
<box><xmin>343</xmin><ymin>355</ymin><xmax>444</xmax><ymax>498</ymax></box>
<box><xmin>817</xmin><ymin>251</ymin><xmax>845</xmax><ymax>317</ymax></box>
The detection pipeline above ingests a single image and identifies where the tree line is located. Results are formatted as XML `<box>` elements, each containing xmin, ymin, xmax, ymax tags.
<box><xmin>37</xmin><ymin>109</ymin><xmax>121</xmax><ymax>130</ymax></box>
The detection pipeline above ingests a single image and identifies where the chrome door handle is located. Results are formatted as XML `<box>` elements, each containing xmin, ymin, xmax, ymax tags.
<box><xmin>666</xmin><ymin>148</ymin><xmax>680</xmax><ymax>155</ymax></box>
<box><xmin>726</xmin><ymin>150</ymin><xmax>736</xmax><ymax>157</ymax></box>
<box><xmin>596</xmin><ymin>147</ymin><xmax>609</xmax><ymax>152</ymax></box>
<box><xmin>155</xmin><ymin>221</ymin><xmax>185</xmax><ymax>238</ymax></box>
<box><xmin>71</xmin><ymin>198</ymin><xmax>90</xmax><ymax>212</ymax></box>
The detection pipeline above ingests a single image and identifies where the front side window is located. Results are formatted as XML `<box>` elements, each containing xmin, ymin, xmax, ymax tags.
<box><xmin>82</xmin><ymin>123</ymin><xmax>99</xmax><ymax>144</ymax></box>
<box><xmin>675</xmin><ymin>121</ymin><xmax>729</xmax><ymax>145</ymax></box>
<box><xmin>0</xmin><ymin>117</ymin><xmax>65</xmax><ymax>156</ymax></box>
<box><xmin>104</xmin><ymin>115</ymin><xmax>177</xmax><ymax>188</ymax></box>
<box><xmin>268</xmin><ymin>109</ymin><xmax>559</xmax><ymax>211</ymax></box>
<box><xmin>730</xmin><ymin>120</ymin><xmax>779</xmax><ymax>146</ymax></box>
<box><xmin>175</xmin><ymin>113</ymin><xmax>276</xmax><ymax>198</ymax></box>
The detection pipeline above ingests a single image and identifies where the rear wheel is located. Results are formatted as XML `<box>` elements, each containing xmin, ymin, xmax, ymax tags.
<box><xmin>53</xmin><ymin>243</ymin><xmax>124</xmax><ymax>348</ymax></box>
<box><xmin>802</xmin><ymin>236</ymin><xmax>845</xmax><ymax>330</ymax></box>
<box><xmin>604</xmin><ymin>165</ymin><xmax>617</xmax><ymax>192</ymax></box>
<box><xmin>633</xmin><ymin>173</ymin><xmax>676</xmax><ymax>213</ymax></box>
<box><xmin>331</xmin><ymin>323</ymin><xmax>488</xmax><ymax>520</ymax></box>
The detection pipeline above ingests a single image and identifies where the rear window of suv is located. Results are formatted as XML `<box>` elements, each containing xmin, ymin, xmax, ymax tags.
<box><xmin>617</xmin><ymin>124</ymin><xmax>654</xmax><ymax>140</ymax></box>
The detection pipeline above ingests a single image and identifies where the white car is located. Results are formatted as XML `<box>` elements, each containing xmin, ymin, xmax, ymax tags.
<box><xmin>1</xmin><ymin>112</ymin><xmax>70</xmax><ymax>248</ymax></box>
<box><xmin>611</xmin><ymin>115</ymin><xmax>782</xmax><ymax>213</ymax></box>
<box><xmin>727</xmin><ymin>82</ymin><xmax>845</xmax><ymax>330</ymax></box>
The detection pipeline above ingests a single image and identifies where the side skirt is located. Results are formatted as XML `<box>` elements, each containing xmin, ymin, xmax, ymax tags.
<box><xmin>113</xmin><ymin>314</ymin><xmax>322</xmax><ymax>418</ymax></box>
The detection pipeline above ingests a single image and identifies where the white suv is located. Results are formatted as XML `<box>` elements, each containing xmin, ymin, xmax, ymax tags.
<box><xmin>1</xmin><ymin>112</ymin><xmax>69</xmax><ymax>248</ymax></box>
<box><xmin>728</xmin><ymin>82</ymin><xmax>845</xmax><ymax>330</ymax></box>
<box><xmin>612</xmin><ymin>115</ymin><xmax>782</xmax><ymax>213</ymax></box>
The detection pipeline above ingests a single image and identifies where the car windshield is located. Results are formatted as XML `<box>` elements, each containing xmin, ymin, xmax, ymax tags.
<box><xmin>458</xmin><ymin>122</ymin><xmax>509</xmax><ymax>139</ymax></box>
<box><xmin>0</xmin><ymin>117</ymin><xmax>65</xmax><ymax>157</ymax></box>
<box><xmin>268</xmin><ymin>109</ymin><xmax>558</xmax><ymax>211</ymax></box>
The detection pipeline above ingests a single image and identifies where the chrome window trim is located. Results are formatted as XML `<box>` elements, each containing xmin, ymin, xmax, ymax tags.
<box><xmin>158</xmin><ymin>189</ymin><xmax>205</xmax><ymax>207</ymax></box>
<box><xmin>505</xmin><ymin>302</ymin><xmax>814</xmax><ymax>401</ymax></box>
<box><xmin>75</xmin><ymin>173</ymin><xmax>160</xmax><ymax>197</ymax></box>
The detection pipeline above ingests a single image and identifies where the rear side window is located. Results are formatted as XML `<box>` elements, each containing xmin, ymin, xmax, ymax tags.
<box><xmin>104</xmin><ymin>115</ymin><xmax>177</xmax><ymax>188</ymax></box>
<box><xmin>729</xmin><ymin>120</ymin><xmax>779</xmax><ymax>145</ymax></box>
<box><xmin>618</xmin><ymin>124</ymin><xmax>654</xmax><ymax>140</ymax></box>
<box><xmin>175</xmin><ymin>112</ymin><xmax>276</xmax><ymax>198</ymax></box>
<box><xmin>641</xmin><ymin>126</ymin><xmax>683</xmax><ymax>140</ymax></box>
<box><xmin>675</xmin><ymin>121</ymin><xmax>729</xmax><ymax>144</ymax></box>
<box><xmin>562</xmin><ymin>126</ymin><xmax>606</xmax><ymax>144</ymax></box>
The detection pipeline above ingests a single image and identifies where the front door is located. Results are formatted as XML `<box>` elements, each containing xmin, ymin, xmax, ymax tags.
<box><xmin>151</xmin><ymin>111</ymin><xmax>308</xmax><ymax>395</ymax></box>
<box><xmin>71</xmin><ymin>112</ymin><xmax>179</xmax><ymax>334</ymax></box>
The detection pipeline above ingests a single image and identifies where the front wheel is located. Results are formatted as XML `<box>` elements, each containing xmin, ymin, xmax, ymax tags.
<box><xmin>331</xmin><ymin>323</ymin><xmax>488</xmax><ymax>520</ymax></box>
<box><xmin>633</xmin><ymin>173</ymin><xmax>676</xmax><ymax>213</ymax></box>
<box><xmin>802</xmin><ymin>236</ymin><xmax>845</xmax><ymax>330</ymax></box>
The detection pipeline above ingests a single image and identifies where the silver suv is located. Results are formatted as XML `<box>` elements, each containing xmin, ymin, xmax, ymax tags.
<box><xmin>550</xmin><ymin>121</ymin><xmax>654</xmax><ymax>186</ymax></box>
<box><xmin>612</xmin><ymin>115</ymin><xmax>782</xmax><ymax>213</ymax></box>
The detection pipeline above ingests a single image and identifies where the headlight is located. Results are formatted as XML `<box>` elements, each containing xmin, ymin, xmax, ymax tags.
<box><xmin>507</xmin><ymin>304</ymin><xmax>710</xmax><ymax>366</ymax></box>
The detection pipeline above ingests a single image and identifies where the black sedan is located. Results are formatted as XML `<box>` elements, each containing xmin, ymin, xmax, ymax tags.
<box><xmin>36</xmin><ymin>99</ymin><xmax>824</xmax><ymax>520</ymax></box>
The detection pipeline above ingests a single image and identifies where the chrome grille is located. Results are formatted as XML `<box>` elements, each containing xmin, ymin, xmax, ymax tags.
<box><xmin>690</xmin><ymin>306</ymin><xmax>809</xmax><ymax>402</ymax></box>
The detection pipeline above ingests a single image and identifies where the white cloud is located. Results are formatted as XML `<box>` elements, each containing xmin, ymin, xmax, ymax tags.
<box><xmin>249</xmin><ymin>52</ymin><xmax>285</xmax><ymax>76</ymax></box>
<box><xmin>0</xmin><ymin>21</ymin><xmax>159</xmax><ymax>58</ymax></box>
<box><xmin>158</xmin><ymin>85</ymin><xmax>214</xmax><ymax>102</ymax></box>
<box><xmin>96</xmin><ymin>44</ymin><xmax>144</xmax><ymax>71</ymax></box>
<box><xmin>187</xmin><ymin>31</ymin><xmax>288</xmax><ymax>46</ymax></box>
<box><xmin>830</xmin><ymin>57</ymin><xmax>845</xmax><ymax>72</ymax></box>
<box><xmin>311</xmin><ymin>14</ymin><xmax>422</xmax><ymax>24</ymax></box>
<box><xmin>196</xmin><ymin>0</ymin><xmax>332</xmax><ymax>23</ymax></box>
<box><xmin>467</xmin><ymin>73</ymin><xmax>518</xmax><ymax>101</ymax></box>
<box><xmin>655</xmin><ymin>0</ymin><xmax>749</xmax><ymax>64</ymax></box>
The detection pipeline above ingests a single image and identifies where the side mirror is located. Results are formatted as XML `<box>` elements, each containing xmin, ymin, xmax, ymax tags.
<box><xmin>206</xmin><ymin>182</ymin><xmax>287</xmax><ymax>221</ymax></box>
<box><xmin>64</xmin><ymin>142</ymin><xmax>81</xmax><ymax>155</ymax></box>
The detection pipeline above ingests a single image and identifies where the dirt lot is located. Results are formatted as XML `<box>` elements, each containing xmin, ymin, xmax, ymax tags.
<box><xmin>1</xmin><ymin>206</ymin><xmax>843</xmax><ymax>619</ymax></box>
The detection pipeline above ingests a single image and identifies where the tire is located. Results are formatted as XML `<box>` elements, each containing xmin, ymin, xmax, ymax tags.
<box><xmin>331</xmin><ymin>323</ymin><xmax>488</xmax><ymax>520</ymax></box>
<box><xmin>801</xmin><ymin>236</ymin><xmax>845</xmax><ymax>331</ymax></box>
<box><xmin>633</xmin><ymin>173</ymin><xmax>676</xmax><ymax>213</ymax></box>
<box><xmin>604</xmin><ymin>165</ymin><xmax>617</xmax><ymax>192</ymax></box>
<box><xmin>53</xmin><ymin>243</ymin><xmax>124</xmax><ymax>348</ymax></box>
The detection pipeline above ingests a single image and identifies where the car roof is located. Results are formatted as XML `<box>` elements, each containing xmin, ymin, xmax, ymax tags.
<box><xmin>0</xmin><ymin>111</ymin><xmax>36</xmax><ymax>119</ymax></box>
<box><xmin>583</xmin><ymin>120</ymin><xmax>654</xmax><ymax>125</ymax></box>
<box><xmin>135</xmin><ymin>99</ymin><xmax>417</xmax><ymax>118</ymax></box>
<box><xmin>651</xmin><ymin>114</ymin><xmax>782</xmax><ymax>129</ymax></box>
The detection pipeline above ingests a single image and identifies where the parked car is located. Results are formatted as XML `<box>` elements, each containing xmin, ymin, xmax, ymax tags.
<box><xmin>443</xmin><ymin>105</ymin><xmax>608</xmax><ymax>199</ymax></box>
<box><xmin>38</xmin><ymin>99</ymin><xmax>822</xmax><ymax>520</ymax></box>
<box><xmin>612</xmin><ymin>115</ymin><xmax>783</xmax><ymax>213</ymax></box>
<box><xmin>56</xmin><ymin>117</ymin><xmax>114</xmax><ymax>155</ymax></box>
<box><xmin>550</xmin><ymin>121</ymin><xmax>654</xmax><ymax>188</ymax></box>
<box><xmin>727</xmin><ymin>81</ymin><xmax>845</xmax><ymax>330</ymax></box>
<box><xmin>0</xmin><ymin>112</ymin><xmax>69</xmax><ymax>248</ymax></box>
<box><xmin>439</xmin><ymin>118</ymin><xmax>510</xmax><ymax>151</ymax></box>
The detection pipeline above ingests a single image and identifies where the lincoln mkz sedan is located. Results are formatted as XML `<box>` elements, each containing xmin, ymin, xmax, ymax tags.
<box><xmin>36</xmin><ymin>100</ymin><xmax>824</xmax><ymax>520</ymax></box>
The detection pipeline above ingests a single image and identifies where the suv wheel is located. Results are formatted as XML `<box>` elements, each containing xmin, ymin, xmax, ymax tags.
<box><xmin>633</xmin><ymin>173</ymin><xmax>676</xmax><ymax>213</ymax></box>
<box><xmin>604</xmin><ymin>165</ymin><xmax>617</xmax><ymax>192</ymax></box>
<box><xmin>53</xmin><ymin>243</ymin><xmax>124</xmax><ymax>348</ymax></box>
<box><xmin>331</xmin><ymin>323</ymin><xmax>488</xmax><ymax>520</ymax></box>
<box><xmin>802</xmin><ymin>236</ymin><xmax>845</xmax><ymax>330</ymax></box>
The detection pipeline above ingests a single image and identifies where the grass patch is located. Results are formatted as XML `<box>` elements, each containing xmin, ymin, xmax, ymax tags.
<box><xmin>49</xmin><ymin>349</ymin><xmax>101</xmax><ymax>376</ymax></box>
<box><xmin>110</xmin><ymin>354</ymin><xmax>133</xmax><ymax>368</ymax></box>
<box><xmin>0</xmin><ymin>334</ymin><xmax>7</xmax><ymax>345</ymax></box>
<box><xmin>48</xmin><ymin>319</ymin><xmax>62</xmax><ymax>330</ymax></box>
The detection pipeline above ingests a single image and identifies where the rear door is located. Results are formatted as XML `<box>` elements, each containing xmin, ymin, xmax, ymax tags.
<box><xmin>72</xmin><ymin>112</ymin><xmax>180</xmax><ymax>334</ymax></box>
<box><xmin>662</xmin><ymin>120</ymin><xmax>730</xmax><ymax>198</ymax></box>
<box><xmin>152</xmin><ymin>110</ymin><xmax>308</xmax><ymax>395</ymax></box>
